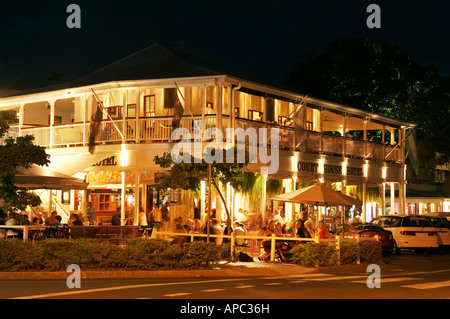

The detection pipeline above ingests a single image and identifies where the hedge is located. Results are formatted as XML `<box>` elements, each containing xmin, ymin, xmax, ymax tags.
<box><xmin>0</xmin><ymin>238</ymin><xmax>221</xmax><ymax>271</ymax></box>
<box><xmin>290</xmin><ymin>241</ymin><xmax>382</xmax><ymax>267</ymax></box>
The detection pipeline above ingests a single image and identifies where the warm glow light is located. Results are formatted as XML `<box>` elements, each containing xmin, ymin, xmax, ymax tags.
<box><xmin>342</xmin><ymin>161</ymin><xmax>347</xmax><ymax>176</ymax></box>
<box><xmin>119</xmin><ymin>151</ymin><xmax>129</xmax><ymax>167</ymax></box>
<box><xmin>382</xmin><ymin>166</ymin><xmax>387</xmax><ymax>179</ymax></box>
<box><xmin>363</xmin><ymin>163</ymin><xmax>369</xmax><ymax>178</ymax></box>
<box><xmin>318</xmin><ymin>159</ymin><xmax>325</xmax><ymax>174</ymax></box>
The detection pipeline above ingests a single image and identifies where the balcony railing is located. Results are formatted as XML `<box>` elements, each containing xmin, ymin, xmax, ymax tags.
<box><xmin>6</xmin><ymin>116</ymin><xmax>401</xmax><ymax>163</ymax></box>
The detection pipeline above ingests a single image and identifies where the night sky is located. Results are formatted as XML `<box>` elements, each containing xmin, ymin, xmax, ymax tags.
<box><xmin>1</xmin><ymin>0</ymin><xmax>449</xmax><ymax>91</ymax></box>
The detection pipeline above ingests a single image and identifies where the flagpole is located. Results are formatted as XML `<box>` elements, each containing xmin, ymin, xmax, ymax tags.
<box><xmin>384</xmin><ymin>125</ymin><xmax>417</xmax><ymax>160</ymax></box>
<box><xmin>174</xmin><ymin>82</ymin><xmax>195</xmax><ymax>121</ymax></box>
<box><xmin>91</xmin><ymin>88</ymin><xmax>125</xmax><ymax>141</ymax></box>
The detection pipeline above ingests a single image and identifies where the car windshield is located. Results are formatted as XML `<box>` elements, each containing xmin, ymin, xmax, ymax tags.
<box><xmin>372</xmin><ymin>216</ymin><xmax>402</xmax><ymax>227</ymax></box>
<box><xmin>403</xmin><ymin>217</ymin><xmax>433</xmax><ymax>227</ymax></box>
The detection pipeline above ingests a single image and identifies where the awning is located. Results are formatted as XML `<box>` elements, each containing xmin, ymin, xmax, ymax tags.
<box><xmin>45</xmin><ymin>150</ymin><xmax>114</xmax><ymax>176</ymax></box>
<box><xmin>14</xmin><ymin>165</ymin><xmax>87</xmax><ymax>190</ymax></box>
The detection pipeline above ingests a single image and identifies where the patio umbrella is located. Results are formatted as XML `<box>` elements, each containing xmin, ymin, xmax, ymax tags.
<box><xmin>270</xmin><ymin>182</ymin><xmax>360</xmax><ymax>206</ymax></box>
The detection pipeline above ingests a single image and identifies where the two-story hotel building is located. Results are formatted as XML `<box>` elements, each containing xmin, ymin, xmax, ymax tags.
<box><xmin>0</xmin><ymin>44</ymin><xmax>416</xmax><ymax>226</ymax></box>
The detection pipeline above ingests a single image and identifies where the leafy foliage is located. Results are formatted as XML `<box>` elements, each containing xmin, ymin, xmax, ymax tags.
<box><xmin>286</xmin><ymin>38</ymin><xmax>450</xmax><ymax>166</ymax></box>
<box><xmin>153</xmin><ymin>145</ymin><xmax>250</xmax><ymax>192</ymax></box>
<box><xmin>0</xmin><ymin>112</ymin><xmax>50</xmax><ymax>213</ymax></box>
<box><xmin>0</xmin><ymin>238</ymin><xmax>222</xmax><ymax>271</ymax></box>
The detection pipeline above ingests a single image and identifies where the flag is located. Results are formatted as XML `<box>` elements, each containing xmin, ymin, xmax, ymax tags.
<box><xmin>88</xmin><ymin>102</ymin><xmax>103</xmax><ymax>154</ymax></box>
<box><xmin>293</xmin><ymin>99</ymin><xmax>307</xmax><ymax>149</ymax></box>
<box><xmin>168</xmin><ymin>88</ymin><xmax>184</xmax><ymax>130</ymax></box>
<box><xmin>405</xmin><ymin>129</ymin><xmax>419</xmax><ymax>175</ymax></box>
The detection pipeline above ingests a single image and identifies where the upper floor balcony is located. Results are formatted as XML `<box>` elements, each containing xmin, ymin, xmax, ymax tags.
<box><xmin>1</xmin><ymin>113</ymin><xmax>401</xmax><ymax>164</ymax></box>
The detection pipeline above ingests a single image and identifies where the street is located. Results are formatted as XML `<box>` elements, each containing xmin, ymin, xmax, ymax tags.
<box><xmin>1</xmin><ymin>252</ymin><xmax>449</xmax><ymax>300</ymax></box>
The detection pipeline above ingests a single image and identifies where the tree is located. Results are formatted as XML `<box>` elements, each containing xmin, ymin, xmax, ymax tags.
<box><xmin>153</xmin><ymin>146</ymin><xmax>250</xmax><ymax>234</ymax></box>
<box><xmin>285</xmin><ymin>38</ymin><xmax>450</xmax><ymax>167</ymax></box>
<box><xmin>0</xmin><ymin>112</ymin><xmax>50</xmax><ymax>215</ymax></box>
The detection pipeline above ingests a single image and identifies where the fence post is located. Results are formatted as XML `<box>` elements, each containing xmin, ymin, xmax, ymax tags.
<box><xmin>336</xmin><ymin>236</ymin><xmax>341</xmax><ymax>266</ymax></box>
<box><xmin>356</xmin><ymin>236</ymin><xmax>361</xmax><ymax>264</ymax></box>
<box><xmin>23</xmin><ymin>226</ymin><xmax>29</xmax><ymax>242</ymax></box>
<box><xmin>231</xmin><ymin>232</ymin><xmax>236</xmax><ymax>262</ymax></box>
<box><xmin>270</xmin><ymin>233</ymin><xmax>276</xmax><ymax>262</ymax></box>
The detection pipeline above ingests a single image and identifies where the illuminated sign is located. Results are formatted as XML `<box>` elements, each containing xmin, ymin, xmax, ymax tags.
<box><xmin>93</xmin><ymin>156</ymin><xmax>118</xmax><ymax>167</ymax></box>
<box><xmin>297</xmin><ymin>161</ymin><xmax>363</xmax><ymax>177</ymax></box>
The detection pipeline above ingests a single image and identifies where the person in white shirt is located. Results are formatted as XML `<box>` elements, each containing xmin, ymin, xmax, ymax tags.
<box><xmin>235</xmin><ymin>208</ymin><xmax>248</xmax><ymax>223</ymax></box>
<box><xmin>273</xmin><ymin>210</ymin><xmax>284</xmax><ymax>225</ymax></box>
<box><xmin>350</xmin><ymin>211</ymin><xmax>362</xmax><ymax>224</ymax></box>
<box><xmin>233</xmin><ymin>221</ymin><xmax>246</xmax><ymax>246</ymax></box>
<box><xmin>138</xmin><ymin>207</ymin><xmax>148</xmax><ymax>227</ymax></box>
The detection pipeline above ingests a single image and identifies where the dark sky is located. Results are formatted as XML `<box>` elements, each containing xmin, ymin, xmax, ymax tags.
<box><xmin>1</xmin><ymin>0</ymin><xmax>450</xmax><ymax>90</ymax></box>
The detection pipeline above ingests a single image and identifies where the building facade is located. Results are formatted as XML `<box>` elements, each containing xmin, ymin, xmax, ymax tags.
<box><xmin>0</xmin><ymin>44</ymin><xmax>416</xmax><ymax>226</ymax></box>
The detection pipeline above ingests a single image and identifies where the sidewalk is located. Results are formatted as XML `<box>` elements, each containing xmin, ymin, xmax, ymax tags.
<box><xmin>0</xmin><ymin>260</ymin><xmax>378</xmax><ymax>280</ymax></box>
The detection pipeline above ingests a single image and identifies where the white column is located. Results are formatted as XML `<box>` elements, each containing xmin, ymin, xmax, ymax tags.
<box><xmin>121</xmin><ymin>171</ymin><xmax>126</xmax><ymax>226</ymax></box>
<box><xmin>49</xmin><ymin>100</ymin><xmax>55</xmax><ymax>148</ymax></box>
<box><xmin>201</xmin><ymin>180</ymin><xmax>206</xmax><ymax>223</ymax></box>
<box><xmin>216</xmin><ymin>83</ymin><xmax>222</xmax><ymax>132</ymax></box>
<box><xmin>201</xmin><ymin>85</ymin><xmax>206</xmax><ymax>133</ymax></box>
<box><xmin>261</xmin><ymin>174</ymin><xmax>267</xmax><ymax>226</ymax></box>
<box><xmin>362</xmin><ymin>180</ymin><xmax>367</xmax><ymax>222</ymax></box>
<box><xmin>82</xmin><ymin>94</ymin><xmax>87</xmax><ymax>146</ymax></box>
<box><xmin>134</xmin><ymin>169</ymin><xmax>140</xmax><ymax>226</ymax></box>
<box><xmin>122</xmin><ymin>89</ymin><xmax>127</xmax><ymax>141</ymax></box>
<box><xmin>135</xmin><ymin>88</ymin><xmax>140</xmax><ymax>143</ymax></box>
<box><xmin>390</xmin><ymin>182</ymin><xmax>395</xmax><ymax>214</ymax></box>
<box><xmin>18</xmin><ymin>104</ymin><xmax>24</xmax><ymax>137</ymax></box>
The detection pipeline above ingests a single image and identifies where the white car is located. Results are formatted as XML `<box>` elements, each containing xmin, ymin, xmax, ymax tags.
<box><xmin>370</xmin><ymin>215</ymin><xmax>439</xmax><ymax>254</ymax></box>
<box><xmin>425</xmin><ymin>215</ymin><xmax>450</xmax><ymax>249</ymax></box>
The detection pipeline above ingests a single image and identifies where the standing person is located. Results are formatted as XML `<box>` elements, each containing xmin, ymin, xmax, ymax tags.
<box><xmin>148</xmin><ymin>203</ymin><xmax>162</xmax><ymax>227</ymax></box>
<box><xmin>86</xmin><ymin>202</ymin><xmax>97</xmax><ymax>225</ymax></box>
<box><xmin>211</xmin><ymin>218</ymin><xmax>224</xmax><ymax>245</ymax></box>
<box><xmin>233</xmin><ymin>221</ymin><xmax>246</xmax><ymax>246</ymax></box>
<box><xmin>161</xmin><ymin>202</ymin><xmax>170</xmax><ymax>231</ymax></box>
<box><xmin>138</xmin><ymin>207</ymin><xmax>148</xmax><ymax>228</ymax></box>
<box><xmin>273</xmin><ymin>209</ymin><xmax>284</xmax><ymax>225</ymax></box>
<box><xmin>161</xmin><ymin>202</ymin><xmax>170</xmax><ymax>222</ymax></box>
<box><xmin>350</xmin><ymin>211</ymin><xmax>362</xmax><ymax>224</ymax></box>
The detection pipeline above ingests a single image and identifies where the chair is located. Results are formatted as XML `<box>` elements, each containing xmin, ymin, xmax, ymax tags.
<box><xmin>6</xmin><ymin>229</ymin><xmax>18</xmax><ymax>239</ymax></box>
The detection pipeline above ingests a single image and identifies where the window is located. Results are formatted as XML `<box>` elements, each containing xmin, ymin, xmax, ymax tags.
<box><xmin>144</xmin><ymin>95</ymin><xmax>155</xmax><ymax>117</ymax></box>
<box><xmin>404</xmin><ymin>217</ymin><xmax>432</xmax><ymax>227</ymax></box>
<box><xmin>164</xmin><ymin>88</ymin><xmax>177</xmax><ymax>108</ymax></box>
<box><xmin>374</xmin><ymin>216</ymin><xmax>402</xmax><ymax>227</ymax></box>
<box><xmin>248</xmin><ymin>110</ymin><xmax>263</xmax><ymax>121</ymax></box>
<box><xmin>278</xmin><ymin>116</ymin><xmax>292</xmax><ymax>126</ymax></box>
<box><xmin>206</xmin><ymin>102</ymin><xmax>214</xmax><ymax>111</ymax></box>
<box><xmin>108</xmin><ymin>105</ymin><xmax>122</xmax><ymax>119</ymax></box>
<box><xmin>127</xmin><ymin>104</ymin><xmax>136</xmax><ymax>118</ymax></box>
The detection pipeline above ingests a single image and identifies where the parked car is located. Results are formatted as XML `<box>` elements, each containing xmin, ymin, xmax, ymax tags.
<box><xmin>334</xmin><ymin>222</ymin><xmax>358</xmax><ymax>237</ymax></box>
<box><xmin>370</xmin><ymin>215</ymin><xmax>439</xmax><ymax>254</ymax></box>
<box><xmin>423</xmin><ymin>215</ymin><xmax>450</xmax><ymax>250</ymax></box>
<box><xmin>352</xmin><ymin>223</ymin><xmax>395</xmax><ymax>256</ymax></box>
